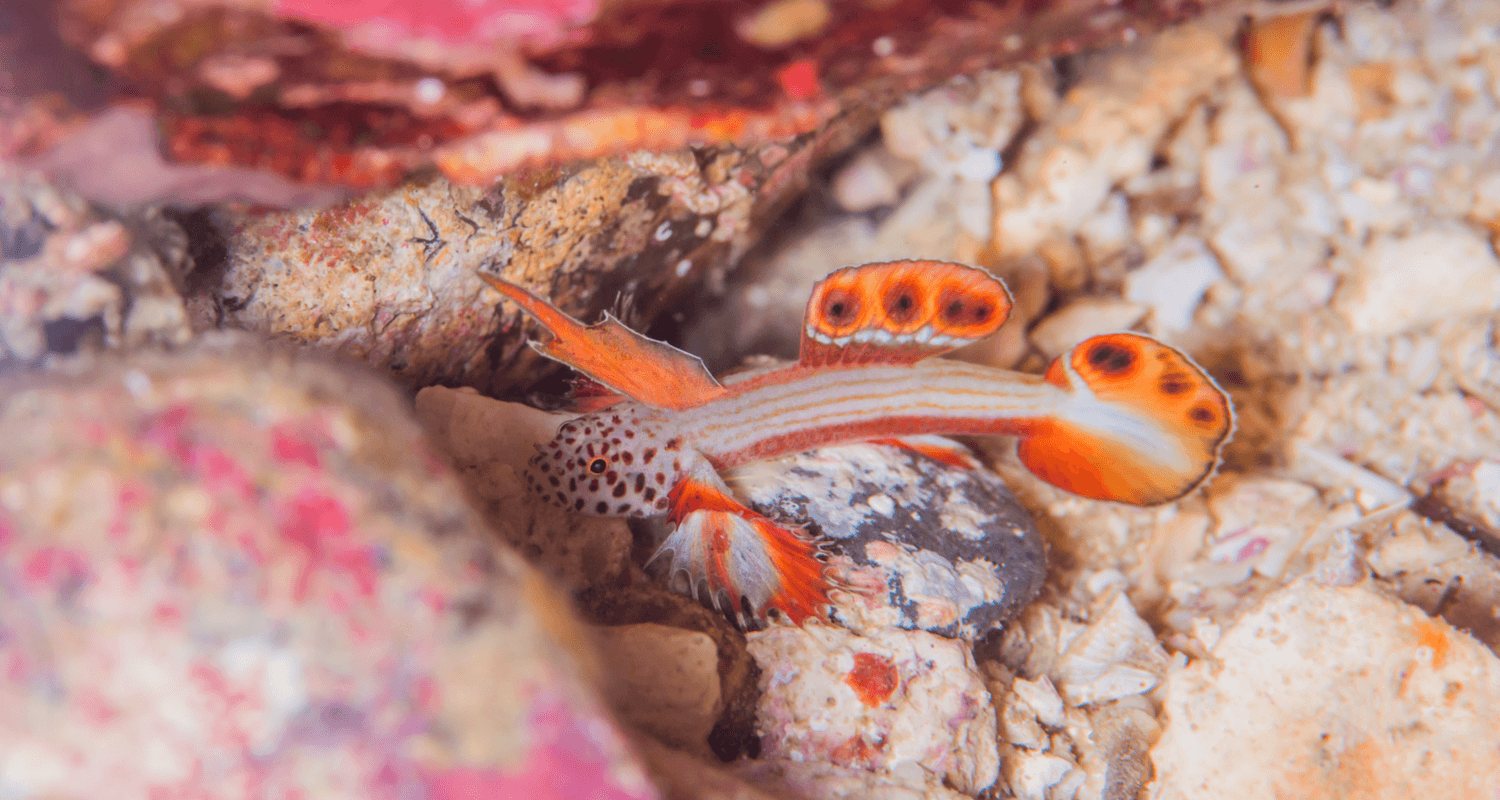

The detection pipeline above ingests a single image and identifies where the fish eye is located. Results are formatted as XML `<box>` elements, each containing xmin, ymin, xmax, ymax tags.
<box><xmin>589</xmin><ymin>458</ymin><xmax>608</xmax><ymax>474</ymax></box>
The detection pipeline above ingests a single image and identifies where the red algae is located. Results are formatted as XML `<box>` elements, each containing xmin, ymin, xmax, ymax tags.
<box><xmin>844</xmin><ymin>651</ymin><xmax>899</xmax><ymax>706</ymax></box>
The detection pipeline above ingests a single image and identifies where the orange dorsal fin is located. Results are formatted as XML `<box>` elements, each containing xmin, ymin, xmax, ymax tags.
<box><xmin>651</xmin><ymin>464</ymin><xmax>831</xmax><ymax>625</ymax></box>
<box><xmin>798</xmin><ymin>260</ymin><xmax>1013</xmax><ymax>367</ymax></box>
<box><xmin>562</xmin><ymin>375</ymin><xmax>627</xmax><ymax>413</ymax></box>
<box><xmin>1016</xmin><ymin>333</ymin><xmax>1234</xmax><ymax>505</ymax></box>
<box><xmin>479</xmin><ymin>272</ymin><xmax>726</xmax><ymax>411</ymax></box>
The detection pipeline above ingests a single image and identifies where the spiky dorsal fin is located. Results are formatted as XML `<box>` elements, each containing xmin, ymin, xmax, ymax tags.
<box><xmin>479</xmin><ymin>272</ymin><xmax>726</xmax><ymax>411</ymax></box>
<box><xmin>798</xmin><ymin>260</ymin><xmax>1013</xmax><ymax>368</ymax></box>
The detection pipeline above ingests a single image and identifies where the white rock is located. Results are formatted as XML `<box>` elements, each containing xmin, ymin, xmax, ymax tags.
<box><xmin>1124</xmin><ymin>236</ymin><xmax>1225</xmax><ymax>332</ymax></box>
<box><xmin>831</xmin><ymin>147</ymin><xmax>905</xmax><ymax>212</ymax></box>
<box><xmin>1287</xmin><ymin>441</ymin><xmax>1412</xmax><ymax>509</ymax></box>
<box><xmin>748</xmin><ymin>625</ymin><xmax>999</xmax><ymax>795</ymax></box>
<box><xmin>594</xmin><ymin>623</ymin><xmax>723</xmax><ymax>758</ymax></box>
<box><xmin>1366</xmin><ymin>514</ymin><xmax>1471</xmax><ymax>578</ymax></box>
<box><xmin>999</xmin><ymin>697</ymin><xmax>1049</xmax><ymax>750</ymax></box>
<box><xmin>1169</xmin><ymin>559</ymin><xmax>1253</xmax><ymax>595</ymax></box>
<box><xmin>954</xmin><ymin>177</ymin><xmax>994</xmax><ymax>241</ymax></box>
<box><xmin>1336</xmin><ymin>224</ymin><xmax>1500</xmax><ymax>335</ymax></box>
<box><xmin>1134</xmin><ymin>213</ymin><xmax>1173</xmax><ymax>253</ymax></box>
<box><xmin>1336</xmin><ymin>176</ymin><xmax>1413</xmax><ymax>240</ymax></box>
<box><xmin>1051</xmin><ymin>765</ymin><xmax>1088</xmax><ymax>800</ymax></box>
<box><xmin>1342</xmin><ymin>2</ymin><xmax>1415</xmax><ymax>62</ymax></box>
<box><xmin>1285</xmin><ymin>180</ymin><xmax>1341</xmax><ymax>239</ymax></box>
<box><xmin>1200</xmin><ymin>79</ymin><xmax>1288</xmax><ymax>207</ymax></box>
<box><xmin>1009</xmin><ymin>750</ymin><xmax>1076</xmax><ymax>800</ymax></box>
<box><xmin>1207</xmin><ymin>197</ymin><xmax>1323</xmax><ymax>286</ymax></box>
<box><xmin>737</xmin><ymin>759</ymin><xmax>972</xmax><ymax>800</ymax></box>
<box><xmin>1270</xmin><ymin>24</ymin><xmax>1358</xmax><ymax>146</ymax></box>
<box><xmin>880</xmin><ymin>102</ymin><xmax>934</xmax><ymax>163</ymax></box>
<box><xmin>1152</xmin><ymin>584</ymin><xmax>1500</xmax><ymax>799</ymax></box>
<box><xmin>1052</xmin><ymin>593</ymin><xmax>1170</xmax><ymax>707</ymax></box>
<box><xmin>1028</xmin><ymin>298</ymin><xmax>1147</xmax><ymax>358</ymax></box>
<box><xmin>1077</xmin><ymin>192</ymin><xmax>1132</xmax><ymax>266</ymax></box>
<box><xmin>1471</xmin><ymin>171</ymin><xmax>1500</xmax><ymax>226</ymax></box>
<box><xmin>1467</xmin><ymin>459</ymin><xmax>1500</xmax><ymax>524</ymax></box>
<box><xmin>1009</xmin><ymin>675</ymin><xmax>1065</xmax><ymax>728</ymax></box>
<box><xmin>1204</xmin><ymin>477</ymin><xmax>1323</xmax><ymax>579</ymax></box>
<box><xmin>992</xmin><ymin>24</ymin><xmax>1237</xmax><ymax>256</ymax></box>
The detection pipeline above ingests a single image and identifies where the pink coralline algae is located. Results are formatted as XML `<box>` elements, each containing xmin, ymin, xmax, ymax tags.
<box><xmin>276</xmin><ymin>0</ymin><xmax>599</xmax><ymax>48</ymax></box>
<box><xmin>277</xmin><ymin>486</ymin><xmax>378</xmax><ymax>600</ymax></box>
<box><xmin>0</xmin><ymin>336</ymin><xmax>658</xmax><ymax>800</ymax></box>
<box><xmin>424</xmin><ymin>696</ymin><xmax>656</xmax><ymax>800</ymax></box>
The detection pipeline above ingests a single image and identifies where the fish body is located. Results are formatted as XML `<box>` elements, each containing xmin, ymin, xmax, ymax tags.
<box><xmin>486</xmin><ymin>260</ymin><xmax>1234</xmax><ymax>623</ymax></box>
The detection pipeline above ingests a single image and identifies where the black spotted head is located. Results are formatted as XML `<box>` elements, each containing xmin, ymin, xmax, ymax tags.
<box><xmin>523</xmin><ymin>406</ymin><xmax>690</xmax><ymax>518</ymax></box>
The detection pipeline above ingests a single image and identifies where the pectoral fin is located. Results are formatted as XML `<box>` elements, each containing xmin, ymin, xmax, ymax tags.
<box><xmin>651</xmin><ymin>464</ymin><xmax>831</xmax><ymax>625</ymax></box>
<box><xmin>870</xmin><ymin>435</ymin><xmax>983</xmax><ymax>470</ymax></box>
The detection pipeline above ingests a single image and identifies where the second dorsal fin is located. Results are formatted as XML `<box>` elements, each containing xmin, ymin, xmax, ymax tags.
<box><xmin>798</xmin><ymin>261</ymin><xmax>1013</xmax><ymax>367</ymax></box>
<box><xmin>478</xmin><ymin>272</ymin><xmax>727</xmax><ymax>411</ymax></box>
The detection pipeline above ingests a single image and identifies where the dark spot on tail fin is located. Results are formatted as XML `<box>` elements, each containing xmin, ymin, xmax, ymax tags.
<box><xmin>1159</xmin><ymin>371</ymin><xmax>1194</xmax><ymax>395</ymax></box>
<box><xmin>1087</xmin><ymin>341</ymin><xmax>1137</xmax><ymax>375</ymax></box>
<box><xmin>1021</xmin><ymin>332</ymin><xmax>1234</xmax><ymax>506</ymax></box>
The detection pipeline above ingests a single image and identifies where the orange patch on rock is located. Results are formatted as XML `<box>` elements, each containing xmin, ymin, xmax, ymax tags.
<box><xmin>845</xmin><ymin>652</ymin><xmax>899</xmax><ymax>706</ymax></box>
<box><xmin>1244</xmin><ymin>11</ymin><xmax>1320</xmax><ymax>98</ymax></box>
<box><xmin>1413</xmin><ymin>618</ymin><xmax>1451</xmax><ymax>670</ymax></box>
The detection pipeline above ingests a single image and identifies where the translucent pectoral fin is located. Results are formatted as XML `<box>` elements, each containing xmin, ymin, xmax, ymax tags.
<box><xmin>871</xmin><ymin>435</ymin><xmax>983</xmax><ymax>470</ymax></box>
<box><xmin>651</xmin><ymin>465</ymin><xmax>831</xmax><ymax>624</ymax></box>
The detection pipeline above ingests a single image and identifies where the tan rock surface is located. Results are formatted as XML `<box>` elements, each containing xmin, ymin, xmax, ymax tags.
<box><xmin>1152</xmin><ymin>583</ymin><xmax>1500</xmax><ymax>800</ymax></box>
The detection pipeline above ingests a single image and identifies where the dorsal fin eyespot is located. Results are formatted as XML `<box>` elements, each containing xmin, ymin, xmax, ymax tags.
<box><xmin>799</xmin><ymin>260</ymin><xmax>1014</xmax><ymax>367</ymax></box>
<box><xmin>819</xmin><ymin>287</ymin><xmax>867</xmax><ymax>335</ymax></box>
<box><xmin>880</xmin><ymin>278</ymin><xmax>924</xmax><ymax>329</ymax></box>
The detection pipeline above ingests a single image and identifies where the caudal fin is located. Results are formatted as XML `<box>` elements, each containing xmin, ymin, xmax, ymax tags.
<box><xmin>1017</xmin><ymin>333</ymin><xmax>1234</xmax><ymax>505</ymax></box>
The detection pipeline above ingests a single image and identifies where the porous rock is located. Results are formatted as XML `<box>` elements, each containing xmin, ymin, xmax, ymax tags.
<box><xmin>1335</xmin><ymin>224</ymin><xmax>1500</xmax><ymax>336</ymax></box>
<box><xmin>1029</xmin><ymin>298</ymin><xmax>1147</xmax><ymax>359</ymax></box>
<box><xmin>743</xmin><ymin>624</ymin><xmax>999</xmax><ymax>798</ymax></box>
<box><xmin>728</xmin><ymin>442</ymin><xmax>1047</xmax><ymax>639</ymax></box>
<box><xmin>0</xmin><ymin>169</ymin><xmax>192</xmax><ymax>363</ymax></box>
<box><xmin>1151</xmin><ymin>583</ymin><xmax>1500</xmax><ymax>799</ymax></box>
<box><xmin>0</xmin><ymin>334</ymin><xmax>656</xmax><ymax>800</ymax></box>
<box><xmin>215</xmin><ymin>161</ymin><xmax>740</xmax><ymax>395</ymax></box>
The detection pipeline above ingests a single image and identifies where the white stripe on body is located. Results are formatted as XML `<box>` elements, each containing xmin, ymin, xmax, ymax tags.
<box><xmin>679</xmin><ymin>361</ymin><xmax>1058</xmax><ymax>466</ymax></box>
<box><xmin>678</xmin><ymin>358</ymin><xmax>1192</xmax><ymax>475</ymax></box>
